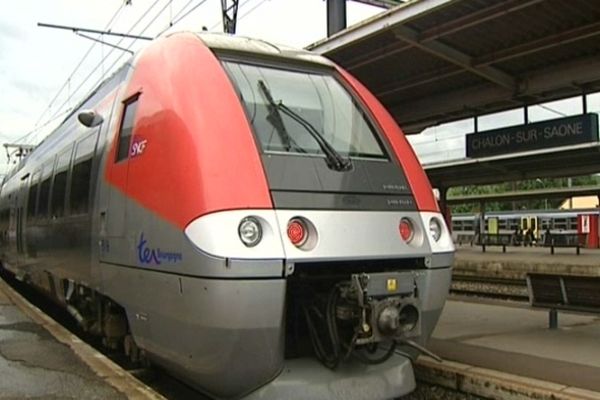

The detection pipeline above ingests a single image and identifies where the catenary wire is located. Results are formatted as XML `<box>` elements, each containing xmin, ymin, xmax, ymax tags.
<box><xmin>32</xmin><ymin>1</ymin><xmax>127</xmax><ymax>131</ymax></box>
<box><xmin>24</xmin><ymin>0</ymin><xmax>167</xmax><ymax>144</ymax></box>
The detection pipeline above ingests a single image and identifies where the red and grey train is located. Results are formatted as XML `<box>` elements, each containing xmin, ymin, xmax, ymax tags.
<box><xmin>0</xmin><ymin>33</ymin><xmax>454</xmax><ymax>399</ymax></box>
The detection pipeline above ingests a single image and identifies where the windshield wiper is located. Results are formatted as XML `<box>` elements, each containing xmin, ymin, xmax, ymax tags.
<box><xmin>258</xmin><ymin>80</ymin><xmax>351</xmax><ymax>171</ymax></box>
<box><xmin>258</xmin><ymin>80</ymin><xmax>293</xmax><ymax>152</ymax></box>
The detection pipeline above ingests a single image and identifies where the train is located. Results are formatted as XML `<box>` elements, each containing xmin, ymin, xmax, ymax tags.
<box><xmin>451</xmin><ymin>208</ymin><xmax>599</xmax><ymax>243</ymax></box>
<box><xmin>0</xmin><ymin>32</ymin><xmax>454</xmax><ymax>399</ymax></box>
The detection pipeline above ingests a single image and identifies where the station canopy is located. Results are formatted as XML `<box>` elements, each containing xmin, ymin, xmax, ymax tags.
<box><xmin>309</xmin><ymin>0</ymin><xmax>600</xmax><ymax>192</ymax></box>
<box><xmin>309</xmin><ymin>0</ymin><xmax>600</xmax><ymax>135</ymax></box>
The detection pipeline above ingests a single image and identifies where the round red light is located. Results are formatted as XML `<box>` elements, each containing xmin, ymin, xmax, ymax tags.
<box><xmin>399</xmin><ymin>219</ymin><xmax>413</xmax><ymax>242</ymax></box>
<box><xmin>287</xmin><ymin>219</ymin><xmax>307</xmax><ymax>246</ymax></box>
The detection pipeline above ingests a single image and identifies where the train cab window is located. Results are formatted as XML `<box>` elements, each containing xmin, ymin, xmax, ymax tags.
<box><xmin>222</xmin><ymin>61</ymin><xmax>387</xmax><ymax>160</ymax></box>
<box><xmin>116</xmin><ymin>97</ymin><xmax>139</xmax><ymax>162</ymax></box>
<box><xmin>70</xmin><ymin>132</ymin><xmax>97</xmax><ymax>214</ymax></box>
<box><xmin>50</xmin><ymin>148</ymin><xmax>73</xmax><ymax>219</ymax></box>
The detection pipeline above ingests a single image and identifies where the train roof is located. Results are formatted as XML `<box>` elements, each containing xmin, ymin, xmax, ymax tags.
<box><xmin>194</xmin><ymin>32</ymin><xmax>335</xmax><ymax>67</ymax></box>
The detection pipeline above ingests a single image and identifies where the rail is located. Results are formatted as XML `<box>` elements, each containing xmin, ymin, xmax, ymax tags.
<box><xmin>526</xmin><ymin>273</ymin><xmax>600</xmax><ymax>328</ymax></box>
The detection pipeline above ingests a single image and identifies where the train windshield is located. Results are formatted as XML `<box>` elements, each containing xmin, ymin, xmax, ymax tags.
<box><xmin>222</xmin><ymin>61</ymin><xmax>387</xmax><ymax>160</ymax></box>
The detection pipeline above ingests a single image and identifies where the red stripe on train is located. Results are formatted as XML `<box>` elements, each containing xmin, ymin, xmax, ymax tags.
<box><xmin>337</xmin><ymin>68</ymin><xmax>440</xmax><ymax>212</ymax></box>
<box><xmin>104</xmin><ymin>33</ymin><xmax>273</xmax><ymax>229</ymax></box>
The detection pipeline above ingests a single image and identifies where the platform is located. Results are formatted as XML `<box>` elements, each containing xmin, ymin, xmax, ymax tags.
<box><xmin>428</xmin><ymin>299</ymin><xmax>600</xmax><ymax>394</ymax></box>
<box><xmin>454</xmin><ymin>245</ymin><xmax>600</xmax><ymax>279</ymax></box>
<box><xmin>0</xmin><ymin>277</ymin><xmax>162</xmax><ymax>399</ymax></box>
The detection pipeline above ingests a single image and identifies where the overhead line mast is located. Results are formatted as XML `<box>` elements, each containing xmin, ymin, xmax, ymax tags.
<box><xmin>221</xmin><ymin>0</ymin><xmax>239</xmax><ymax>34</ymax></box>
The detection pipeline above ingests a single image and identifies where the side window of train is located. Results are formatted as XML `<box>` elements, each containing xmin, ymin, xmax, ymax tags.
<box><xmin>27</xmin><ymin>171</ymin><xmax>40</xmax><ymax>219</ymax></box>
<box><xmin>116</xmin><ymin>96</ymin><xmax>140</xmax><ymax>162</ymax></box>
<box><xmin>50</xmin><ymin>147</ymin><xmax>73</xmax><ymax>219</ymax></box>
<box><xmin>38</xmin><ymin>164</ymin><xmax>53</xmax><ymax>220</ymax></box>
<box><xmin>70</xmin><ymin>132</ymin><xmax>98</xmax><ymax>215</ymax></box>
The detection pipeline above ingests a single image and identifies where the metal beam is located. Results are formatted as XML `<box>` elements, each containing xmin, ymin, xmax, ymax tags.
<box><xmin>309</xmin><ymin>0</ymin><xmax>460</xmax><ymax>54</ymax></box>
<box><xmin>340</xmin><ymin>0</ymin><xmax>543</xmax><ymax>73</ymax></box>
<box><xmin>374</xmin><ymin>66</ymin><xmax>464</xmax><ymax>98</ymax></box>
<box><xmin>388</xmin><ymin>48</ymin><xmax>600</xmax><ymax>133</ymax></box>
<box><xmin>327</xmin><ymin>0</ymin><xmax>347</xmax><ymax>37</ymax></box>
<box><xmin>418</xmin><ymin>0</ymin><xmax>544</xmax><ymax>42</ymax></box>
<box><xmin>38</xmin><ymin>22</ymin><xmax>153</xmax><ymax>40</ymax></box>
<box><xmin>345</xmin><ymin>42</ymin><xmax>411</xmax><ymax>71</ymax></box>
<box><xmin>221</xmin><ymin>0</ymin><xmax>239</xmax><ymax>34</ymax></box>
<box><xmin>446</xmin><ymin>185</ymin><xmax>600</xmax><ymax>205</ymax></box>
<box><xmin>351</xmin><ymin>0</ymin><xmax>403</xmax><ymax>9</ymax></box>
<box><xmin>392</xmin><ymin>25</ymin><xmax>517</xmax><ymax>89</ymax></box>
<box><xmin>425</xmin><ymin>143</ymin><xmax>600</xmax><ymax>188</ymax></box>
<box><xmin>474</xmin><ymin>21</ymin><xmax>600</xmax><ymax>66</ymax></box>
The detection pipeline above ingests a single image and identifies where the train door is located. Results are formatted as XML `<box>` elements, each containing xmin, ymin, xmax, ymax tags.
<box><xmin>488</xmin><ymin>217</ymin><xmax>499</xmax><ymax>234</ymax></box>
<box><xmin>520</xmin><ymin>216</ymin><xmax>537</xmax><ymax>230</ymax></box>
<box><xmin>7</xmin><ymin>174</ymin><xmax>31</xmax><ymax>273</ymax></box>
<box><xmin>16</xmin><ymin>176</ymin><xmax>29</xmax><ymax>258</ymax></box>
<box><xmin>97</xmin><ymin>94</ymin><xmax>139</xmax><ymax>267</ymax></box>
<box><xmin>520</xmin><ymin>216</ymin><xmax>539</xmax><ymax>241</ymax></box>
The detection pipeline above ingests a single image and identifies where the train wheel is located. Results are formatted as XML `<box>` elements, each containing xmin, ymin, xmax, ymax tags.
<box><xmin>123</xmin><ymin>334</ymin><xmax>140</xmax><ymax>364</ymax></box>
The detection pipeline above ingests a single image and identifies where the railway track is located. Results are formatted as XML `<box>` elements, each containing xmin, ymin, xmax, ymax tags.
<box><xmin>5</xmin><ymin>268</ymin><xmax>579</xmax><ymax>400</ymax></box>
<box><xmin>1</xmin><ymin>267</ymin><xmax>489</xmax><ymax>400</ymax></box>
<box><xmin>450</xmin><ymin>274</ymin><xmax>529</xmax><ymax>302</ymax></box>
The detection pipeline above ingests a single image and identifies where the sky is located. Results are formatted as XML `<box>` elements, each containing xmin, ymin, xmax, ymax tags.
<box><xmin>1</xmin><ymin>0</ymin><xmax>597</xmax><ymax>177</ymax></box>
<box><xmin>0</xmin><ymin>0</ymin><xmax>383</xmax><ymax>174</ymax></box>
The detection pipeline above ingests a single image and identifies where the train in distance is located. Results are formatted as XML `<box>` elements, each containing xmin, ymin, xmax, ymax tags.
<box><xmin>451</xmin><ymin>208</ymin><xmax>599</xmax><ymax>241</ymax></box>
<box><xmin>0</xmin><ymin>32</ymin><xmax>455</xmax><ymax>400</ymax></box>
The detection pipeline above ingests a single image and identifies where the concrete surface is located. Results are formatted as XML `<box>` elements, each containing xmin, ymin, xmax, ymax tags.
<box><xmin>0</xmin><ymin>278</ymin><xmax>164</xmax><ymax>400</ymax></box>
<box><xmin>454</xmin><ymin>245</ymin><xmax>600</xmax><ymax>278</ymax></box>
<box><xmin>429</xmin><ymin>299</ymin><xmax>600</xmax><ymax>392</ymax></box>
<box><xmin>0</xmin><ymin>288</ymin><xmax>125</xmax><ymax>399</ymax></box>
<box><xmin>415</xmin><ymin>356</ymin><xmax>600</xmax><ymax>400</ymax></box>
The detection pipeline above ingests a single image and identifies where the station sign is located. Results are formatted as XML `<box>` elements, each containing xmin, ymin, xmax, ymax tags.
<box><xmin>466</xmin><ymin>114</ymin><xmax>599</xmax><ymax>158</ymax></box>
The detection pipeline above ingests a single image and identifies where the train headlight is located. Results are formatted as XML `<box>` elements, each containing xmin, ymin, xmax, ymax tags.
<box><xmin>238</xmin><ymin>217</ymin><xmax>262</xmax><ymax>247</ymax></box>
<box><xmin>429</xmin><ymin>217</ymin><xmax>442</xmax><ymax>242</ymax></box>
<box><xmin>287</xmin><ymin>218</ymin><xmax>308</xmax><ymax>247</ymax></box>
<box><xmin>399</xmin><ymin>218</ymin><xmax>414</xmax><ymax>243</ymax></box>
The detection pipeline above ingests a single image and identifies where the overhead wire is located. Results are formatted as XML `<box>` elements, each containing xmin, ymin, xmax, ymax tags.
<box><xmin>174</xmin><ymin>0</ymin><xmax>210</xmax><ymax>26</ymax></box>
<box><xmin>13</xmin><ymin>108</ymin><xmax>75</xmax><ymax>146</ymax></box>
<box><xmin>84</xmin><ymin>0</ymin><xmax>206</xmax><ymax>106</ymax></box>
<box><xmin>26</xmin><ymin>0</ymin><xmax>166</xmax><ymax>145</ymax></box>
<box><xmin>171</xmin><ymin>0</ymin><xmax>197</xmax><ymax>23</ymax></box>
<box><xmin>32</xmin><ymin>1</ymin><xmax>127</xmax><ymax>131</ymax></box>
<box><xmin>45</xmin><ymin>0</ymin><xmax>207</xmax><ymax>129</ymax></box>
<box><xmin>209</xmin><ymin>0</ymin><xmax>269</xmax><ymax>31</ymax></box>
<box><xmin>28</xmin><ymin>0</ymin><xmax>268</xmax><ymax>145</ymax></box>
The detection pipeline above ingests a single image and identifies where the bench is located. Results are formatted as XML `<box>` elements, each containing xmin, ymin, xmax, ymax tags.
<box><xmin>455</xmin><ymin>233</ymin><xmax>475</xmax><ymax>246</ymax></box>
<box><xmin>542</xmin><ymin>233</ymin><xmax>586</xmax><ymax>255</ymax></box>
<box><xmin>476</xmin><ymin>233</ymin><xmax>512</xmax><ymax>253</ymax></box>
<box><xmin>526</xmin><ymin>273</ymin><xmax>600</xmax><ymax>329</ymax></box>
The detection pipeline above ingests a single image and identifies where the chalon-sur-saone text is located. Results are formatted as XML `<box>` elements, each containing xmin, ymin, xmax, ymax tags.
<box><xmin>471</xmin><ymin>120</ymin><xmax>583</xmax><ymax>151</ymax></box>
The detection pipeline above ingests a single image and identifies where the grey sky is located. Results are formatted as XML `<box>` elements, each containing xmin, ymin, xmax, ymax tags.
<box><xmin>0</xmin><ymin>0</ymin><xmax>382</xmax><ymax>174</ymax></box>
<box><xmin>2</xmin><ymin>1</ymin><xmax>597</xmax><ymax>176</ymax></box>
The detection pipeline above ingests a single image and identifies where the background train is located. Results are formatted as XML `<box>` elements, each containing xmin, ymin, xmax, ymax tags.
<box><xmin>0</xmin><ymin>32</ymin><xmax>454</xmax><ymax>399</ymax></box>
<box><xmin>451</xmin><ymin>208</ymin><xmax>600</xmax><ymax>246</ymax></box>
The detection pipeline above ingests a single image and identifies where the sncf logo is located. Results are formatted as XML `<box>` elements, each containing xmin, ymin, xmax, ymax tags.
<box><xmin>130</xmin><ymin>138</ymin><xmax>148</xmax><ymax>157</ymax></box>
